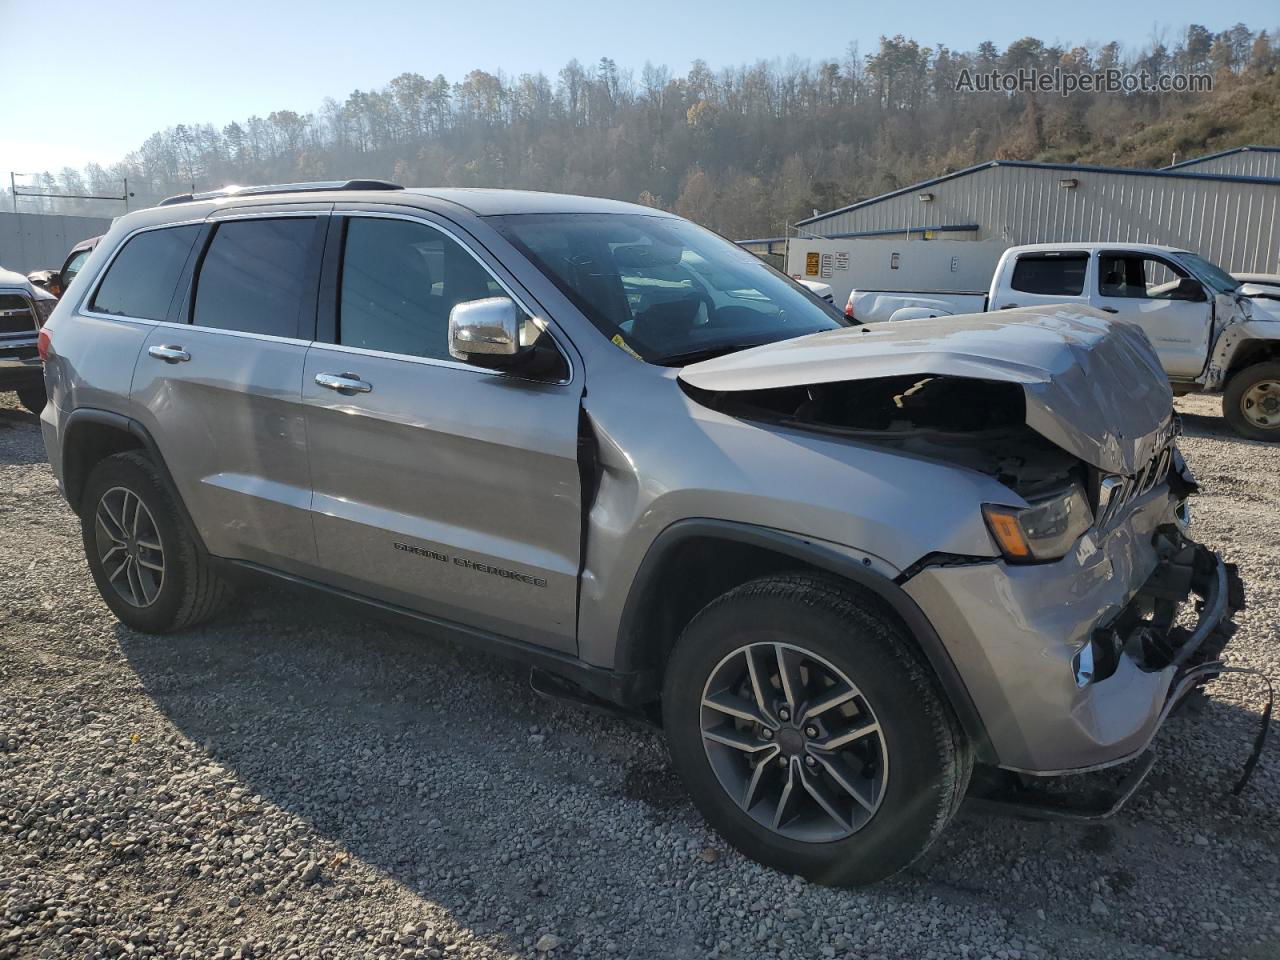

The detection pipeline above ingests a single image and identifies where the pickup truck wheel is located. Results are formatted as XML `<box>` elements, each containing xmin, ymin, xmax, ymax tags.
<box><xmin>1224</xmin><ymin>361</ymin><xmax>1280</xmax><ymax>441</ymax></box>
<box><xmin>16</xmin><ymin>384</ymin><xmax>46</xmax><ymax>415</ymax></box>
<box><xmin>80</xmin><ymin>451</ymin><xmax>231</xmax><ymax>633</ymax></box>
<box><xmin>662</xmin><ymin>574</ymin><xmax>971</xmax><ymax>886</ymax></box>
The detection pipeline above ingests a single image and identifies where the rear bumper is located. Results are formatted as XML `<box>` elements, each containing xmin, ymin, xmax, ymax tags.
<box><xmin>903</xmin><ymin>486</ymin><xmax>1243</xmax><ymax>774</ymax></box>
<box><xmin>0</xmin><ymin>353</ymin><xmax>43</xmax><ymax>392</ymax></box>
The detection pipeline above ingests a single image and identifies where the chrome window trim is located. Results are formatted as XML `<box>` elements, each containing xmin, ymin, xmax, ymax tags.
<box><xmin>328</xmin><ymin>209</ymin><xmax>575</xmax><ymax>386</ymax></box>
<box><xmin>121</xmin><ymin>315</ymin><xmax>313</xmax><ymax>348</ymax></box>
<box><xmin>78</xmin><ymin>207</ymin><xmax>575</xmax><ymax>385</ymax></box>
<box><xmin>81</xmin><ymin>211</ymin><xmax>322</xmax><ymax>329</ymax></box>
<box><xmin>307</xmin><ymin>339</ymin><xmax>504</xmax><ymax>376</ymax></box>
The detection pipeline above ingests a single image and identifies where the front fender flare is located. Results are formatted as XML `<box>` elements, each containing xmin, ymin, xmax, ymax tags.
<box><xmin>615</xmin><ymin>518</ymin><xmax>996</xmax><ymax>764</ymax></box>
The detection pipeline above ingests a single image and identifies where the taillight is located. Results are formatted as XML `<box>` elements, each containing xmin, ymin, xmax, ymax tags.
<box><xmin>844</xmin><ymin>302</ymin><xmax>855</xmax><ymax>319</ymax></box>
<box><xmin>37</xmin><ymin>327</ymin><xmax>52</xmax><ymax>362</ymax></box>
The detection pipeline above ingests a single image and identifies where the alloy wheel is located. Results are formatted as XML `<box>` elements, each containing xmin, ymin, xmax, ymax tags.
<box><xmin>94</xmin><ymin>486</ymin><xmax>165</xmax><ymax>608</ymax></box>
<box><xmin>699</xmin><ymin>641</ymin><xmax>888</xmax><ymax>842</ymax></box>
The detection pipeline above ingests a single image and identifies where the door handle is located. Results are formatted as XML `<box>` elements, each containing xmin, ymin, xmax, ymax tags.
<box><xmin>998</xmin><ymin>303</ymin><xmax>1018</xmax><ymax>310</ymax></box>
<box><xmin>147</xmin><ymin>345</ymin><xmax>190</xmax><ymax>363</ymax></box>
<box><xmin>315</xmin><ymin>372</ymin><xmax>372</xmax><ymax>394</ymax></box>
<box><xmin>1099</xmin><ymin>307</ymin><xmax>1119</xmax><ymax>314</ymax></box>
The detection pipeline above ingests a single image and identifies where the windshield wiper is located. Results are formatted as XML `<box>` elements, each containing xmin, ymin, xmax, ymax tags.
<box><xmin>655</xmin><ymin>341</ymin><xmax>775</xmax><ymax>366</ymax></box>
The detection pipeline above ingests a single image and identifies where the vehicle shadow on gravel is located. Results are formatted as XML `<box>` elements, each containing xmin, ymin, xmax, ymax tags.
<box><xmin>1177</xmin><ymin>410</ymin><xmax>1249</xmax><ymax>442</ymax></box>
<box><xmin>111</xmin><ymin>582</ymin><xmax>709</xmax><ymax>947</ymax></box>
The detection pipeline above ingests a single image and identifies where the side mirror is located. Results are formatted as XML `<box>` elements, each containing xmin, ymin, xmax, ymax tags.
<box><xmin>1173</xmin><ymin>277</ymin><xmax>1207</xmax><ymax>302</ymax></box>
<box><xmin>449</xmin><ymin>297</ymin><xmax>520</xmax><ymax>363</ymax></box>
<box><xmin>447</xmin><ymin>297</ymin><xmax>568</xmax><ymax>380</ymax></box>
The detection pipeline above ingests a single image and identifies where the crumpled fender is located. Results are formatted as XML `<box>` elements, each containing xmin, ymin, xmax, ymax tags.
<box><xmin>1200</xmin><ymin>297</ymin><xmax>1280</xmax><ymax>390</ymax></box>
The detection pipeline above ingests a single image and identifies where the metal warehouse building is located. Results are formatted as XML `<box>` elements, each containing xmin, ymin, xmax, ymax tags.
<box><xmin>1164</xmin><ymin>144</ymin><xmax>1280</xmax><ymax>179</ymax></box>
<box><xmin>787</xmin><ymin>150</ymin><xmax>1280</xmax><ymax>274</ymax></box>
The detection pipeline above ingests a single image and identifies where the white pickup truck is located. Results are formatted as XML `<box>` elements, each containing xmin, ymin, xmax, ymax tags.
<box><xmin>845</xmin><ymin>242</ymin><xmax>1280</xmax><ymax>440</ymax></box>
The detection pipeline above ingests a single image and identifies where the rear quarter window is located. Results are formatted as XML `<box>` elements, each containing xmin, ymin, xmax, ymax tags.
<box><xmin>1009</xmin><ymin>253</ymin><xmax>1089</xmax><ymax>297</ymax></box>
<box><xmin>89</xmin><ymin>226</ymin><xmax>202</xmax><ymax>321</ymax></box>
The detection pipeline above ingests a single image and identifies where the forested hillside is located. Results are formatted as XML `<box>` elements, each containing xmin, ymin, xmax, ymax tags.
<box><xmin>13</xmin><ymin>23</ymin><xmax>1280</xmax><ymax>239</ymax></box>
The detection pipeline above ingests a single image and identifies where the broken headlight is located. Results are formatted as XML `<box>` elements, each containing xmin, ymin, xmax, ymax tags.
<box><xmin>982</xmin><ymin>483</ymin><xmax>1093</xmax><ymax>562</ymax></box>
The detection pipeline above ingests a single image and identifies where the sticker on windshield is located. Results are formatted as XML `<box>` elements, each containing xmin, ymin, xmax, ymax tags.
<box><xmin>611</xmin><ymin>334</ymin><xmax>643</xmax><ymax>361</ymax></box>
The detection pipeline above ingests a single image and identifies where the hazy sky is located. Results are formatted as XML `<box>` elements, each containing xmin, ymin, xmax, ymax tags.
<box><xmin>3</xmin><ymin>0</ymin><xmax>1276</xmax><ymax>175</ymax></box>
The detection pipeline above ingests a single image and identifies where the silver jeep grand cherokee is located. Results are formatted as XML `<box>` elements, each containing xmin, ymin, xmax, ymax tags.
<box><xmin>38</xmin><ymin>181</ymin><xmax>1243</xmax><ymax>885</ymax></box>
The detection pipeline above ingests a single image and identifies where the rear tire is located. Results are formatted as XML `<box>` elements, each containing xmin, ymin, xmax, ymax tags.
<box><xmin>1223</xmin><ymin>361</ymin><xmax>1280</xmax><ymax>441</ymax></box>
<box><xmin>662</xmin><ymin>574</ymin><xmax>971</xmax><ymax>886</ymax></box>
<box><xmin>16</xmin><ymin>384</ymin><xmax>46</xmax><ymax>415</ymax></box>
<box><xmin>80</xmin><ymin>451</ymin><xmax>231</xmax><ymax>633</ymax></box>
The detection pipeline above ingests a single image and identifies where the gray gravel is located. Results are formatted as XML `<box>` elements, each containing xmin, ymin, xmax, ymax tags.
<box><xmin>1</xmin><ymin>389</ymin><xmax>1277</xmax><ymax>960</ymax></box>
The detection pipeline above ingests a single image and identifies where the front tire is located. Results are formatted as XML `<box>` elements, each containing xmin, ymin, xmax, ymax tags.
<box><xmin>80</xmin><ymin>451</ymin><xmax>231</xmax><ymax>633</ymax></box>
<box><xmin>662</xmin><ymin>574</ymin><xmax>970</xmax><ymax>886</ymax></box>
<box><xmin>1223</xmin><ymin>361</ymin><xmax>1280</xmax><ymax>441</ymax></box>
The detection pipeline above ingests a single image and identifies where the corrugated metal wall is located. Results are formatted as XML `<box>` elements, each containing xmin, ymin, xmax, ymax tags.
<box><xmin>803</xmin><ymin>165</ymin><xmax>1280</xmax><ymax>274</ymax></box>
<box><xmin>1168</xmin><ymin>149</ymin><xmax>1280</xmax><ymax>180</ymax></box>
<box><xmin>0</xmin><ymin>212</ymin><xmax>114</xmax><ymax>274</ymax></box>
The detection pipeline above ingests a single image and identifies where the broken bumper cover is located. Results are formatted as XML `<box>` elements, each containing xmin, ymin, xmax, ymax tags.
<box><xmin>902</xmin><ymin>488</ymin><xmax>1245</xmax><ymax>775</ymax></box>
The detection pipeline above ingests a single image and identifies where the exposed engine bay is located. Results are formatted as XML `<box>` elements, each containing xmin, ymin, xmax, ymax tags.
<box><xmin>684</xmin><ymin>374</ymin><xmax>1084</xmax><ymax>498</ymax></box>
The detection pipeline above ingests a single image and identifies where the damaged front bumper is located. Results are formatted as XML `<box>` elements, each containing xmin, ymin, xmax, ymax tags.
<box><xmin>1078</xmin><ymin>535</ymin><xmax>1244</xmax><ymax>692</ymax></box>
<box><xmin>902</xmin><ymin>482</ymin><xmax>1245</xmax><ymax>778</ymax></box>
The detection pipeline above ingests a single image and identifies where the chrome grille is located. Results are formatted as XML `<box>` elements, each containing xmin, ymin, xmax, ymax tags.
<box><xmin>1097</xmin><ymin>444</ymin><xmax>1174</xmax><ymax>530</ymax></box>
<box><xmin>0</xmin><ymin>294</ymin><xmax>37</xmax><ymax>339</ymax></box>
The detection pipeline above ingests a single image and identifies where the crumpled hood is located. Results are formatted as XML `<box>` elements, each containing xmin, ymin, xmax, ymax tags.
<box><xmin>1243</xmin><ymin>294</ymin><xmax>1280</xmax><ymax>322</ymax></box>
<box><xmin>679</xmin><ymin>305</ymin><xmax>1174</xmax><ymax>475</ymax></box>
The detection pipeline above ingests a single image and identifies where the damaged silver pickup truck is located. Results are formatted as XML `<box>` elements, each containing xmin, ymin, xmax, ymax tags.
<box><xmin>42</xmin><ymin>188</ymin><xmax>1246</xmax><ymax>886</ymax></box>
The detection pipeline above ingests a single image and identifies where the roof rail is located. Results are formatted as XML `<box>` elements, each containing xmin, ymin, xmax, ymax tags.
<box><xmin>158</xmin><ymin>179</ymin><xmax>404</xmax><ymax>206</ymax></box>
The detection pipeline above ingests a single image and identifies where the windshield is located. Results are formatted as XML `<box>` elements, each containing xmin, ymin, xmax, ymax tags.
<box><xmin>1175</xmin><ymin>251</ymin><xmax>1240</xmax><ymax>295</ymax></box>
<box><xmin>491</xmin><ymin>213</ymin><xmax>847</xmax><ymax>364</ymax></box>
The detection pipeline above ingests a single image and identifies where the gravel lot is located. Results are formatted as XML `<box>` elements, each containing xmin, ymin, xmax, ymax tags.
<box><xmin>1</xmin><ymin>389</ymin><xmax>1277</xmax><ymax>960</ymax></box>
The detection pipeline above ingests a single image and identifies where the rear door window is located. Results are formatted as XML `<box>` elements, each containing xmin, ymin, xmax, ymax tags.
<box><xmin>1009</xmin><ymin>252</ymin><xmax>1089</xmax><ymax>296</ymax></box>
<box><xmin>191</xmin><ymin>217</ymin><xmax>318</xmax><ymax>337</ymax></box>
<box><xmin>89</xmin><ymin>226</ymin><xmax>201</xmax><ymax>321</ymax></box>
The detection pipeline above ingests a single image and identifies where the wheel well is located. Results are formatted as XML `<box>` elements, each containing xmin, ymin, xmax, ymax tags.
<box><xmin>615</xmin><ymin>522</ymin><xmax>998</xmax><ymax>764</ymax></box>
<box><xmin>621</xmin><ymin>535</ymin><xmax>929</xmax><ymax>692</ymax></box>
<box><xmin>626</xmin><ymin>538</ymin><xmax>810</xmax><ymax>683</ymax></box>
<box><xmin>62</xmin><ymin>421</ymin><xmax>143</xmax><ymax>514</ymax></box>
<box><xmin>1226</xmin><ymin>341</ymin><xmax>1280</xmax><ymax>381</ymax></box>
